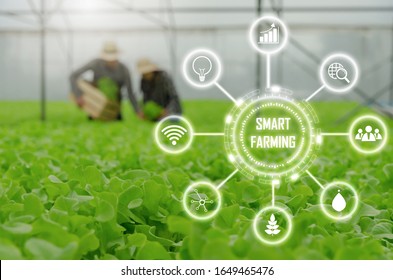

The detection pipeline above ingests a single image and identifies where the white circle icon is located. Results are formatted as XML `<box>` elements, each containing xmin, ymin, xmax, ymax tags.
<box><xmin>248</xmin><ymin>16</ymin><xmax>289</xmax><ymax>55</ymax></box>
<box><xmin>182</xmin><ymin>182</ymin><xmax>222</xmax><ymax>220</ymax></box>
<box><xmin>320</xmin><ymin>181</ymin><xmax>359</xmax><ymax>221</ymax></box>
<box><xmin>348</xmin><ymin>115</ymin><xmax>388</xmax><ymax>154</ymax></box>
<box><xmin>253</xmin><ymin>206</ymin><xmax>293</xmax><ymax>245</ymax></box>
<box><xmin>320</xmin><ymin>53</ymin><xmax>359</xmax><ymax>93</ymax></box>
<box><xmin>154</xmin><ymin>115</ymin><xmax>194</xmax><ymax>154</ymax></box>
<box><xmin>182</xmin><ymin>49</ymin><xmax>222</xmax><ymax>88</ymax></box>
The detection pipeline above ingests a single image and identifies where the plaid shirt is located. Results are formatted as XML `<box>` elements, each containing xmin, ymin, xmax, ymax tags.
<box><xmin>141</xmin><ymin>71</ymin><xmax>182</xmax><ymax>115</ymax></box>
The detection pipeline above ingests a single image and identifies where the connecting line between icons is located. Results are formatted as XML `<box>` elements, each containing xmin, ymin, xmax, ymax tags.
<box><xmin>214</xmin><ymin>82</ymin><xmax>242</xmax><ymax>106</ymax></box>
<box><xmin>271</xmin><ymin>179</ymin><xmax>279</xmax><ymax>207</ymax></box>
<box><xmin>320</xmin><ymin>132</ymin><xmax>349</xmax><ymax>137</ymax></box>
<box><xmin>193</xmin><ymin>132</ymin><xmax>225</xmax><ymax>136</ymax></box>
<box><xmin>216</xmin><ymin>169</ymin><xmax>239</xmax><ymax>190</ymax></box>
<box><xmin>305</xmin><ymin>170</ymin><xmax>325</xmax><ymax>189</ymax></box>
<box><xmin>266</xmin><ymin>54</ymin><xmax>271</xmax><ymax>89</ymax></box>
<box><xmin>304</xmin><ymin>85</ymin><xmax>325</xmax><ymax>102</ymax></box>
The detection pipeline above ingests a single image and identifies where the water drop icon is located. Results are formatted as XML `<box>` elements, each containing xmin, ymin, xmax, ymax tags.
<box><xmin>332</xmin><ymin>190</ymin><xmax>346</xmax><ymax>212</ymax></box>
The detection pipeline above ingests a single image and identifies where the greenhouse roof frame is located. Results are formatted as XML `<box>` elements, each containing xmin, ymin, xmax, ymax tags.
<box><xmin>0</xmin><ymin>0</ymin><xmax>392</xmax><ymax>121</ymax></box>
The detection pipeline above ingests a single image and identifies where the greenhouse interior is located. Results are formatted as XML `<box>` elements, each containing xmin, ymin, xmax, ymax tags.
<box><xmin>0</xmin><ymin>0</ymin><xmax>393</xmax><ymax>261</ymax></box>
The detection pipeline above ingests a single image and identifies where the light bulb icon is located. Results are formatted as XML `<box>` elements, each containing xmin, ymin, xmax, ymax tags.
<box><xmin>192</xmin><ymin>56</ymin><xmax>212</xmax><ymax>82</ymax></box>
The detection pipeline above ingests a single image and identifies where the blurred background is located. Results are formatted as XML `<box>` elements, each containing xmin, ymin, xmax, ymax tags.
<box><xmin>0</xmin><ymin>0</ymin><xmax>392</xmax><ymax>119</ymax></box>
<box><xmin>1</xmin><ymin>1</ymin><xmax>393</xmax><ymax>261</ymax></box>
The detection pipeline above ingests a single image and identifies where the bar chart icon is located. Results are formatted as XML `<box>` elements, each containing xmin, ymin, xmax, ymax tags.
<box><xmin>258</xmin><ymin>23</ymin><xmax>279</xmax><ymax>45</ymax></box>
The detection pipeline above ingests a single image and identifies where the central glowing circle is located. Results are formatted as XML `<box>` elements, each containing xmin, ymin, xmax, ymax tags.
<box><xmin>225</xmin><ymin>90</ymin><xmax>319</xmax><ymax>182</ymax></box>
<box><xmin>237</xmin><ymin>102</ymin><xmax>306</xmax><ymax>168</ymax></box>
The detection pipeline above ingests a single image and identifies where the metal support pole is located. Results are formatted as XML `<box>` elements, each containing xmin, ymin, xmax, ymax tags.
<box><xmin>256</xmin><ymin>0</ymin><xmax>263</xmax><ymax>90</ymax></box>
<box><xmin>336</xmin><ymin>83</ymin><xmax>392</xmax><ymax>123</ymax></box>
<box><xmin>390</xmin><ymin>23</ymin><xmax>393</xmax><ymax>105</ymax></box>
<box><xmin>275</xmin><ymin>0</ymin><xmax>283</xmax><ymax>85</ymax></box>
<box><xmin>40</xmin><ymin>0</ymin><xmax>46</xmax><ymax>121</ymax></box>
<box><xmin>166</xmin><ymin>0</ymin><xmax>177</xmax><ymax>76</ymax></box>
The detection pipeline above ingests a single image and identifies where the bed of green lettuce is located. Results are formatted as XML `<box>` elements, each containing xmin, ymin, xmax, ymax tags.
<box><xmin>0</xmin><ymin>100</ymin><xmax>392</xmax><ymax>260</ymax></box>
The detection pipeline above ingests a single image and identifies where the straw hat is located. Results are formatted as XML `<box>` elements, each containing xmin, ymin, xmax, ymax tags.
<box><xmin>101</xmin><ymin>41</ymin><xmax>119</xmax><ymax>62</ymax></box>
<box><xmin>137</xmin><ymin>58</ymin><xmax>159</xmax><ymax>74</ymax></box>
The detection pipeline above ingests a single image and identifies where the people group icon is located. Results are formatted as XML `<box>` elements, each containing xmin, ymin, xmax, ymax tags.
<box><xmin>355</xmin><ymin>125</ymin><xmax>382</xmax><ymax>142</ymax></box>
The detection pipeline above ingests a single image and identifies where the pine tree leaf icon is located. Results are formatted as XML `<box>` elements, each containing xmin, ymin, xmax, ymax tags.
<box><xmin>265</xmin><ymin>214</ymin><xmax>281</xmax><ymax>236</ymax></box>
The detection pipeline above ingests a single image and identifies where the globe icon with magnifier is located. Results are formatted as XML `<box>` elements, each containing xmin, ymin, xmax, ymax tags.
<box><xmin>328</xmin><ymin>62</ymin><xmax>350</xmax><ymax>83</ymax></box>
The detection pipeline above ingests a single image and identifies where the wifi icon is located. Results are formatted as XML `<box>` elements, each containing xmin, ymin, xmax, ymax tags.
<box><xmin>161</xmin><ymin>125</ymin><xmax>188</xmax><ymax>146</ymax></box>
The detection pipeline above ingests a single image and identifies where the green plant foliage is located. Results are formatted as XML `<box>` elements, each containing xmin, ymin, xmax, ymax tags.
<box><xmin>143</xmin><ymin>101</ymin><xmax>163</xmax><ymax>121</ymax></box>
<box><xmin>97</xmin><ymin>77</ymin><xmax>119</xmax><ymax>101</ymax></box>
<box><xmin>0</xmin><ymin>101</ymin><xmax>392</xmax><ymax>260</ymax></box>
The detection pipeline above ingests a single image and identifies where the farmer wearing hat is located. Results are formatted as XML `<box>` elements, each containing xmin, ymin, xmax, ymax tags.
<box><xmin>70</xmin><ymin>41</ymin><xmax>142</xmax><ymax>120</ymax></box>
<box><xmin>137</xmin><ymin>58</ymin><xmax>182</xmax><ymax>121</ymax></box>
